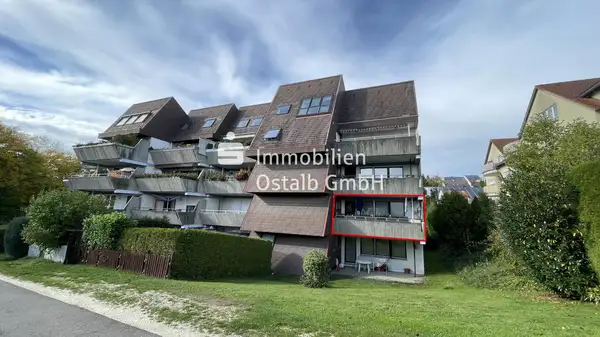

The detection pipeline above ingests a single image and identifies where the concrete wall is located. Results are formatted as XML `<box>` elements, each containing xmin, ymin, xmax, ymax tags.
<box><xmin>333</xmin><ymin>176</ymin><xmax>422</xmax><ymax>194</ymax></box>
<box><xmin>334</xmin><ymin>216</ymin><xmax>425</xmax><ymax>240</ymax></box>
<box><xmin>271</xmin><ymin>235</ymin><xmax>329</xmax><ymax>275</ymax></box>
<box><xmin>196</xmin><ymin>211</ymin><xmax>246</xmax><ymax>227</ymax></box>
<box><xmin>336</xmin><ymin>135</ymin><xmax>419</xmax><ymax>158</ymax></box>
<box><xmin>341</xmin><ymin>237</ymin><xmax>425</xmax><ymax>275</ymax></box>
<box><xmin>136</xmin><ymin>177</ymin><xmax>199</xmax><ymax>193</ymax></box>
<box><xmin>149</xmin><ymin>146</ymin><xmax>209</xmax><ymax>168</ymax></box>
<box><xmin>203</xmin><ymin>180</ymin><xmax>250</xmax><ymax>195</ymax></box>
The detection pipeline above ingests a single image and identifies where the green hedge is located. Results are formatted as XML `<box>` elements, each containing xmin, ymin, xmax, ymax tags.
<box><xmin>571</xmin><ymin>160</ymin><xmax>600</xmax><ymax>277</ymax></box>
<box><xmin>0</xmin><ymin>225</ymin><xmax>7</xmax><ymax>253</ymax></box>
<box><xmin>120</xmin><ymin>228</ymin><xmax>272</xmax><ymax>279</ymax></box>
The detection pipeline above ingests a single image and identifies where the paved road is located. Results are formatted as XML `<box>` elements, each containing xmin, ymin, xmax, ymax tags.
<box><xmin>0</xmin><ymin>281</ymin><xmax>158</xmax><ymax>337</ymax></box>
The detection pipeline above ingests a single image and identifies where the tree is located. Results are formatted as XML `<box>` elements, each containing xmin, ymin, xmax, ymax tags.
<box><xmin>23</xmin><ymin>190</ymin><xmax>110</xmax><ymax>249</ymax></box>
<box><xmin>497</xmin><ymin>117</ymin><xmax>600</xmax><ymax>299</ymax></box>
<box><xmin>429</xmin><ymin>191</ymin><xmax>476</xmax><ymax>254</ymax></box>
<box><xmin>471</xmin><ymin>193</ymin><xmax>494</xmax><ymax>245</ymax></box>
<box><xmin>423</xmin><ymin>175</ymin><xmax>444</xmax><ymax>187</ymax></box>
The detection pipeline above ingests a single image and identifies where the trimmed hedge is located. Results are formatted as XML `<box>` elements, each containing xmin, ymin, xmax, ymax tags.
<box><xmin>571</xmin><ymin>160</ymin><xmax>600</xmax><ymax>277</ymax></box>
<box><xmin>119</xmin><ymin>228</ymin><xmax>272</xmax><ymax>279</ymax></box>
<box><xmin>134</xmin><ymin>216</ymin><xmax>173</xmax><ymax>228</ymax></box>
<box><xmin>83</xmin><ymin>212</ymin><xmax>135</xmax><ymax>250</ymax></box>
<box><xmin>3</xmin><ymin>217</ymin><xmax>29</xmax><ymax>258</ymax></box>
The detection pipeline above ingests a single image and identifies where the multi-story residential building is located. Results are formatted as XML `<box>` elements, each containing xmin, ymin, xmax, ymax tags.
<box><xmin>483</xmin><ymin>77</ymin><xmax>600</xmax><ymax>199</ymax></box>
<box><xmin>64</xmin><ymin>75</ymin><xmax>425</xmax><ymax>275</ymax></box>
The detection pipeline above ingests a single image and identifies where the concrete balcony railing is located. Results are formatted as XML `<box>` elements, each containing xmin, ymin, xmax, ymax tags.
<box><xmin>202</xmin><ymin>178</ymin><xmax>251</xmax><ymax>196</ymax></box>
<box><xmin>331</xmin><ymin>176</ymin><xmax>423</xmax><ymax>194</ymax></box>
<box><xmin>73</xmin><ymin>139</ymin><xmax>150</xmax><ymax>167</ymax></box>
<box><xmin>483</xmin><ymin>184</ymin><xmax>500</xmax><ymax>197</ymax></box>
<box><xmin>333</xmin><ymin>215</ymin><xmax>425</xmax><ymax>241</ymax></box>
<box><xmin>135</xmin><ymin>175</ymin><xmax>201</xmax><ymax>194</ymax></box>
<box><xmin>206</xmin><ymin>147</ymin><xmax>255</xmax><ymax>169</ymax></box>
<box><xmin>63</xmin><ymin>172</ymin><xmax>135</xmax><ymax>192</ymax></box>
<box><xmin>196</xmin><ymin>210</ymin><xmax>246</xmax><ymax>228</ymax></box>
<box><xmin>336</xmin><ymin>134</ymin><xmax>420</xmax><ymax>162</ymax></box>
<box><xmin>149</xmin><ymin>146</ymin><xmax>209</xmax><ymax>169</ymax></box>
<box><xmin>131</xmin><ymin>210</ymin><xmax>196</xmax><ymax>226</ymax></box>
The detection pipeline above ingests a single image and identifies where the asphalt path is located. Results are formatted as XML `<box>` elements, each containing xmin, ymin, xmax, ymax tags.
<box><xmin>0</xmin><ymin>280</ymin><xmax>158</xmax><ymax>337</ymax></box>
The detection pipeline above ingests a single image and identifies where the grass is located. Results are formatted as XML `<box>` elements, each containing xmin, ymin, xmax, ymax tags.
<box><xmin>0</xmin><ymin>252</ymin><xmax>599</xmax><ymax>337</ymax></box>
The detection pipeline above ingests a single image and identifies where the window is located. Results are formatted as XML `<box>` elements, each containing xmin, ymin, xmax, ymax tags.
<box><xmin>298</xmin><ymin>95</ymin><xmax>333</xmax><ymax>115</ymax></box>
<box><xmin>359</xmin><ymin>168</ymin><xmax>373</xmax><ymax>178</ymax></box>
<box><xmin>543</xmin><ymin>104</ymin><xmax>558</xmax><ymax>120</ymax></box>
<box><xmin>162</xmin><ymin>199</ymin><xmax>176</xmax><ymax>211</ymax></box>
<box><xmin>116</xmin><ymin>117</ymin><xmax>128</xmax><ymax>126</ymax></box>
<box><xmin>134</xmin><ymin>113</ymin><xmax>149</xmax><ymax>123</ymax></box>
<box><xmin>276</xmin><ymin>104</ymin><xmax>291</xmax><ymax>114</ymax></box>
<box><xmin>375</xmin><ymin>201</ymin><xmax>389</xmax><ymax>217</ymax></box>
<box><xmin>124</xmin><ymin>115</ymin><xmax>138</xmax><ymax>125</ymax></box>
<box><xmin>389</xmin><ymin>167</ymin><xmax>403</xmax><ymax>178</ymax></box>
<box><xmin>186</xmin><ymin>205</ymin><xmax>196</xmax><ymax>212</ymax></box>
<box><xmin>126</xmin><ymin>196</ymin><xmax>133</xmax><ymax>204</ymax></box>
<box><xmin>264</xmin><ymin>128</ymin><xmax>281</xmax><ymax>140</ymax></box>
<box><xmin>237</xmin><ymin>119</ymin><xmax>250</xmax><ymax>128</ymax></box>
<box><xmin>360</xmin><ymin>239</ymin><xmax>407</xmax><ymax>259</ymax></box>
<box><xmin>360</xmin><ymin>238</ymin><xmax>374</xmax><ymax>255</ymax></box>
<box><xmin>250</xmin><ymin>117</ymin><xmax>263</xmax><ymax>127</ymax></box>
<box><xmin>202</xmin><ymin>118</ymin><xmax>216</xmax><ymax>128</ymax></box>
<box><xmin>374</xmin><ymin>168</ymin><xmax>388</xmax><ymax>178</ymax></box>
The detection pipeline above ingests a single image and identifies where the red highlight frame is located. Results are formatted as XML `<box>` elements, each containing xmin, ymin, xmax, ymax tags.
<box><xmin>331</xmin><ymin>193</ymin><xmax>427</xmax><ymax>242</ymax></box>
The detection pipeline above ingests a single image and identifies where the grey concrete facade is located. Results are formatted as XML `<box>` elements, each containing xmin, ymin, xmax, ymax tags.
<box><xmin>203</xmin><ymin>179</ymin><xmax>251</xmax><ymax>196</ymax></box>
<box><xmin>335</xmin><ymin>135</ymin><xmax>420</xmax><ymax>164</ymax></box>
<box><xmin>195</xmin><ymin>210</ymin><xmax>246</xmax><ymax>227</ymax></box>
<box><xmin>136</xmin><ymin>177</ymin><xmax>200</xmax><ymax>194</ymax></box>
<box><xmin>149</xmin><ymin>146</ymin><xmax>209</xmax><ymax>168</ymax></box>
<box><xmin>131</xmin><ymin>210</ymin><xmax>195</xmax><ymax>225</ymax></box>
<box><xmin>64</xmin><ymin>175</ymin><xmax>134</xmax><ymax>192</ymax></box>
<box><xmin>333</xmin><ymin>176</ymin><xmax>422</xmax><ymax>194</ymax></box>
<box><xmin>73</xmin><ymin>139</ymin><xmax>150</xmax><ymax>166</ymax></box>
<box><xmin>333</xmin><ymin>215</ymin><xmax>425</xmax><ymax>241</ymax></box>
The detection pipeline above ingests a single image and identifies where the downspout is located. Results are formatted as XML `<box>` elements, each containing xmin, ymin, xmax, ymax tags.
<box><xmin>413</xmin><ymin>242</ymin><xmax>417</xmax><ymax>277</ymax></box>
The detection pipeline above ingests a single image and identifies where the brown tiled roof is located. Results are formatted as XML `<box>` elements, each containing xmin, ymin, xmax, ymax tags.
<box><xmin>171</xmin><ymin>104</ymin><xmax>239</xmax><ymax>142</ymax></box>
<box><xmin>244</xmin><ymin>163</ymin><xmax>333</xmax><ymax>193</ymax></box>
<box><xmin>337</xmin><ymin>81</ymin><xmax>418</xmax><ymax>131</ymax></box>
<box><xmin>240</xmin><ymin>195</ymin><xmax>331</xmax><ymax>236</ymax></box>
<box><xmin>99</xmin><ymin>97</ymin><xmax>188</xmax><ymax>141</ymax></box>
<box><xmin>247</xmin><ymin>75</ymin><xmax>343</xmax><ymax>155</ymax></box>
<box><xmin>536</xmin><ymin>77</ymin><xmax>600</xmax><ymax>110</ymax></box>
<box><xmin>232</xmin><ymin>102</ymin><xmax>271</xmax><ymax>136</ymax></box>
<box><xmin>484</xmin><ymin>137</ymin><xmax>519</xmax><ymax>163</ymax></box>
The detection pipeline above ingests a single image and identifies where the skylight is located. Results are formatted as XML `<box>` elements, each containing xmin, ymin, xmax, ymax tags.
<box><xmin>134</xmin><ymin>113</ymin><xmax>149</xmax><ymax>123</ymax></box>
<box><xmin>250</xmin><ymin>117</ymin><xmax>263</xmax><ymax>127</ymax></box>
<box><xmin>202</xmin><ymin>118</ymin><xmax>216</xmax><ymax>128</ymax></box>
<box><xmin>116</xmin><ymin>117</ymin><xmax>128</xmax><ymax>126</ymax></box>
<box><xmin>237</xmin><ymin>119</ymin><xmax>250</xmax><ymax>128</ymax></box>
<box><xmin>264</xmin><ymin>128</ymin><xmax>281</xmax><ymax>140</ymax></box>
<box><xmin>298</xmin><ymin>95</ymin><xmax>332</xmax><ymax>115</ymax></box>
<box><xmin>124</xmin><ymin>115</ymin><xmax>138</xmax><ymax>125</ymax></box>
<box><xmin>276</xmin><ymin>104</ymin><xmax>291</xmax><ymax>114</ymax></box>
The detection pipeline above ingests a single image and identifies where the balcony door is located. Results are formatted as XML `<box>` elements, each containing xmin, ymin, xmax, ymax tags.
<box><xmin>344</xmin><ymin>237</ymin><xmax>356</xmax><ymax>263</ymax></box>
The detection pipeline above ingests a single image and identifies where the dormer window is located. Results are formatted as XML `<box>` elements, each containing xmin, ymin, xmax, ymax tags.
<box><xmin>264</xmin><ymin>128</ymin><xmax>281</xmax><ymax>140</ymax></box>
<box><xmin>298</xmin><ymin>95</ymin><xmax>332</xmax><ymax>115</ymax></box>
<box><xmin>236</xmin><ymin>118</ymin><xmax>250</xmax><ymax>128</ymax></box>
<box><xmin>115</xmin><ymin>112</ymin><xmax>151</xmax><ymax>126</ymax></box>
<box><xmin>202</xmin><ymin>118</ymin><xmax>216</xmax><ymax>128</ymax></box>
<box><xmin>276</xmin><ymin>104</ymin><xmax>291</xmax><ymax>114</ymax></box>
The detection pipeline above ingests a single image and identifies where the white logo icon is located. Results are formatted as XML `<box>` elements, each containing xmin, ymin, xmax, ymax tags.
<box><xmin>217</xmin><ymin>132</ymin><xmax>245</xmax><ymax>165</ymax></box>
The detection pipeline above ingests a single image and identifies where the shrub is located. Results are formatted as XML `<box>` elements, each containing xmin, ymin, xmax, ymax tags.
<box><xmin>112</xmin><ymin>134</ymin><xmax>139</xmax><ymax>147</ymax></box>
<box><xmin>23</xmin><ymin>190</ymin><xmax>110</xmax><ymax>249</ymax></box>
<box><xmin>204</xmin><ymin>170</ymin><xmax>228</xmax><ymax>181</ymax></box>
<box><xmin>0</xmin><ymin>224</ymin><xmax>6</xmax><ymax>253</ymax></box>
<box><xmin>300</xmin><ymin>250</ymin><xmax>330</xmax><ymax>288</ymax></box>
<box><xmin>134</xmin><ymin>216</ymin><xmax>173</xmax><ymax>228</ymax></box>
<box><xmin>458</xmin><ymin>259</ymin><xmax>542</xmax><ymax>292</ymax></box>
<box><xmin>135</xmin><ymin>172</ymin><xmax>198</xmax><ymax>180</ymax></box>
<box><xmin>83</xmin><ymin>212</ymin><xmax>135</xmax><ymax>250</ymax></box>
<box><xmin>3</xmin><ymin>216</ymin><xmax>30</xmax><ymax>258</ymax></box>
<box><xmin>120</xmin><ymin>228</ymin><xmax>272</xmax><ymax>279</ymax></box>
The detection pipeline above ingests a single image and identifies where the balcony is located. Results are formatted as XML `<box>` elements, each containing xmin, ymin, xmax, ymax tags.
<box><xmin>64</xmin><ymin>171</ymin><xmax>135</xmax><ymax>192</ymax></box>
<box><xmin>149</xmin><ymin>146</ymin><xmax>209</xmax><ymax>169</ymax></box>
<box><xmin>135</xmin><ymin>174</ymin><xmax>202</xmax><ymax>195</ymax></box>
<box><xmin>196</xmin><ymin>210</ymin><xmax>246</xmax><ymax>228</ymax></box>
<box><xmin>333</xmin><ymin>215</ymin><xmax>425</xmax><ymax>241</ymax></box>
<box><xmin>131</xmin><ymin>210</ymin><xmax>196</xmax><ymax>226</ymax></box>
<box><xmin>73</xmin><ymin>139</ymin><xmax>150</xmax><ymax>167</ymax></box>
<box><xmin>336</xmin><ymin>134</ymin><xmax>420</xmax><ymax>164</ymax></box>
<box><xmin>206</xmin><ymin>147</ymin><xmax>256</xmax><ymax>169</ymax></box>
<box><xmin>483</xmin><ymin>156</ymin><xmax>506</xmax><ymax>173</ymax></box>
<box><xmin>483</xmin><ymin>184</ymin><xmax>500</xmax><ymax>198</ymax></box>
<box><xmin>203</xmin><ymin>178</ymin><xmax>251</xmax><ymax>196</ymax></box>
<box><xmin>331</xmin><ymin>176</ymin><xmax>422</xmax><ymax>194</ymax></box>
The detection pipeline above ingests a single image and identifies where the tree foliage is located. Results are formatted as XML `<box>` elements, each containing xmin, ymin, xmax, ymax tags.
<box><xmin>83</xmin><ymin>212</ymin><xmax>135</xmax><ymax>250</ymax></box>
<box><xmin>23</xmin><ymin>190</ymin><xmax>109</xmax><ymax>249</ymax></box>
<box><xmin>423</xmin><ymin>175</ymin><xmax>444</xmax><ymax>187</ymax></box>
<box><xmin>497</xmin><ymin>118</ymin><xmax>600</xmax><ymax>299</ymax></box>
<box><xmin>0</xmin><ymin>122</ymin><xmax>80</xmax><ymax>223</ymax></box>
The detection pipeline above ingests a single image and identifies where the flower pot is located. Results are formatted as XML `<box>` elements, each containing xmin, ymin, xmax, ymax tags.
<box><xmin>404</xmin><ymin>268</ymin><xmax>411</xmax><ymax>274</ymax></box>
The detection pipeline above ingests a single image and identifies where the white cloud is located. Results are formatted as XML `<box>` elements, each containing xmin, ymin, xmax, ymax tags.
<box><xmin>0</xmin><ymin>0</ymin><xmax>598</xmax><ymax>174</ymax></box>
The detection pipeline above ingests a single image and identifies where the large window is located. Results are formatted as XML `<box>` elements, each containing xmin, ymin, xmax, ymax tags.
<box><xmin>543</xmin><ymin>104</ymin><xmax>558</xmax><ymax>120</ymax></box>
<box><xmin>298</xmin><ymin>95</ymin><xmax>333</xmax><ymax>115</ymax></box>
<box><xmin>358</xmin><ymin>166</ymin><xmax>405</xmax><ymax>178</ymax></box>
<box><xmin>360</xmin><ymin>239</ymin><xmax>407</xmax><ymax>259</ymax></box>
<box><xmin>236</xmin><ymin>119</ymin><xmax>250</xmax><ymax>128</ymax></box>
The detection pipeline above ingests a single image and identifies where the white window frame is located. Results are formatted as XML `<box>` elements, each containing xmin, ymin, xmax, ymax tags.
<box><xmin>543</xmin><ymin>104</ymin><xmax>558</xmax><ymax>120</ymax></box>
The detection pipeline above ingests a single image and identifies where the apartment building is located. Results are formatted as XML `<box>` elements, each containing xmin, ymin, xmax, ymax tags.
<box><xmin>482</xmin><ymin>77</ymin><xmax>600</xmax><ymax>199</ymax></box>
<box><xmin>64</xmin><ymin>75</ymin><xmax>425</xmax><ymax>275</ymax></box>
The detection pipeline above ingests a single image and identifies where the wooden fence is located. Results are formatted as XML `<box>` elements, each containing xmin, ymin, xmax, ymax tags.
<box><xmin>83</xmin><ymin>249</ymin><xmax>172</xmax><ymax>278</ymax></box>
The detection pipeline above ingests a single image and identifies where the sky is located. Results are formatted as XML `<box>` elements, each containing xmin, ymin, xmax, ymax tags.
<box><xmin>0</xmin><ymin>0</ymin><xmax>598</xmax><ymax>175</ymax></box>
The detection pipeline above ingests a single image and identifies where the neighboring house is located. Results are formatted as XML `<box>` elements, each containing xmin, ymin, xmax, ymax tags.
<box><xmin>483</xmin><ymin>77</ymin><xmax>600</xmax><ymax>200</ymax></box>
<box><xmin>64</xmin><ymin>75</ymin><xmax>425</xmax><ymax>275</ymax></box>
<box><xmin>424</xmin><ymin>175</ymin><xmax>483</xmax><ymax>203</ymax></box>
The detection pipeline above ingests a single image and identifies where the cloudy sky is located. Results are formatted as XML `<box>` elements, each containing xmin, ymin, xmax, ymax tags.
<box><xmin>0</xmin><ymin>0</ymin><xmax>598</xmax><ymax>175</ymax></box>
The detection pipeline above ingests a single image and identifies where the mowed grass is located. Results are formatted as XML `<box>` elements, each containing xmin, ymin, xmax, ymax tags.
<box><xmin>0</xmin><ymin>252</ymin><xmax>598</xmax><ymax>337</ymax></box>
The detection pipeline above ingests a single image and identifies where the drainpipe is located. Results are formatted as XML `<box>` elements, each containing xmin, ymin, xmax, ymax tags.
<box><xmin>413</xmin><ymin>242</ymin><xmax>416</xmax><ymax>277</ymax></box>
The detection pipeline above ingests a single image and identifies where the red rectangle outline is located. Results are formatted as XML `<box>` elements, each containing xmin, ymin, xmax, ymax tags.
<box><xmin>331</xmin><ymin>193</ymin><xmax>427</xmax><ymax>242</ymax></box>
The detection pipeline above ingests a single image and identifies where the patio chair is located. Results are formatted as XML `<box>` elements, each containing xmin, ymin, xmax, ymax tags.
<box><xmin>374</xmin><ymin>258</ymin><xmax>389</xmax><ymax>275</ymax></box>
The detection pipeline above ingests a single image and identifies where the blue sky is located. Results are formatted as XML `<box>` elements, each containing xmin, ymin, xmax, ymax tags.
<box><xmin>0</xmin><ymin>0</ymin><xmax>598</xmax><ymax>175</ymax></box>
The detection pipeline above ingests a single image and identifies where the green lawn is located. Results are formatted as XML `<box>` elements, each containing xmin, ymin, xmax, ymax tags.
<box><xmin>0</xmin><ymin>253</ymin><xmax>598</xmax><ymax>337</ymax></box>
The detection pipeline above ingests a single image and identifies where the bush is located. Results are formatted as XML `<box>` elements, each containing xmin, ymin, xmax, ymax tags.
<box><xmin>300</xmin><ymin>250</ymin><xmax>330</xmax><ymax>288</ymax></box>
<box><xmin>3</xmin><ymin>217</ymin><xmax>29</xmax><ymax>258</ymax></box>
<box><xmin>458</xmin><ymin>258</ymin><xmax>542</xmax><ymax>292</ymax></box>
<box><xmin>23</xmin><ymin>190</ymin><xmax>110</xmax><ymax>249</ymax></box>
<box><xmin>0</xmin><ymin>224</ymin><xmax>6</xmax><ymax>253</ymax></box>
<box><xmin>134</xmin><ymin>216</ymin><xmax>173</xmax><ymax>228</ymax></box>
<box><xmin>83</xmin><ymin>212</ymin><xmax>135</xmax><ymax>250</ymax></box>
<box><xmin>120</xmin><ymin>228</ymin><xmax>272</xmax><ymax>279</ymax></box>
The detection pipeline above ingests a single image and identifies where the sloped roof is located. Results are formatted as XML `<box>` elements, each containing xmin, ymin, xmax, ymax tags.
<box><xmin>232</xmin><ymin>102</ymin><xmax>271</xmax><ymax>136</ymax></box>
<box><xmin>171</xmin><ymin>103</ymin><xmax>238</xmax><ymax>142</ymax></box>
<box><xmin>240</xmin><ymin>195</ymin><xmax>331</xmax><ymax>236</ymax></box>
<box><xmin>536</xmin><ymin>77</ymin><xmax>600</xmax><ymax>110</ymax></box>
<box><xmin>338</xmin><ymin>81</ymin><xmax>418</xmax><ymax>132</ymax></box>
<box><xmin>484</xmin><ymin>137</ymin><xmax>519</xmax><ymax>163</ymax></box>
